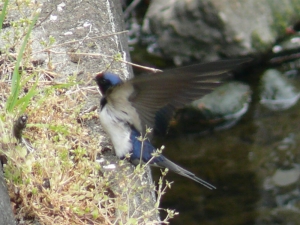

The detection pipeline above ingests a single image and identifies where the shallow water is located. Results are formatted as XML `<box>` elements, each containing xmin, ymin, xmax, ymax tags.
<box><xmin>152</xmin><ymin>71</ymin><xmax>300</xmax><ymax>225</ymax></box>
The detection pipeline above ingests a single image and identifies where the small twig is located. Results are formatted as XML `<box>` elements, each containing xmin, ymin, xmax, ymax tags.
<box><xmin>80</xmin><ymin>105</ymin><xmax>98</xmax><ymax>114</ymax></box>
<box><xmin>34</xmin><ymin>9</ymin><xmax>53</xmax><ymax>28</ymax></box>
<box><xmin>269</xmin><ymin>52</ymin><xmax>300</xmax><ymax>64</ymax></box>
<box><xmin>0</xmin><ymin>80</ymin><xmax>67</xmax><ymax>86</ymax></box>
<box><xmin>48</xmin><ymin>50</ymin><xmax>163</xmax><ymax>73</ymax></box>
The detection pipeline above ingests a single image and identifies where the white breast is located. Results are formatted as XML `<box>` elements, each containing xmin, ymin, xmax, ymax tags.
<box><xmin>99</xmin><ymin>104</ymin><xmax>133</xmax><ymax>158</ymax></box>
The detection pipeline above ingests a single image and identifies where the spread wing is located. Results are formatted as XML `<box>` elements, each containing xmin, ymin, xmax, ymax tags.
<box><xmin>107</xmin><ymin>59</ymin><xmax>250</xmax><ymax>135</ymax></box>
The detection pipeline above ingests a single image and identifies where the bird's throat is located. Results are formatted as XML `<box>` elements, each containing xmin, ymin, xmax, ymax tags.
<box><xmin>100</xmin><ymin>97</ymin><xmax>107</xmax><ymax>110</ymax></box>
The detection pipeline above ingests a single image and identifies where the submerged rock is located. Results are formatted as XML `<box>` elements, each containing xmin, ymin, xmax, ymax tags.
<box><xmin>260</xmin><ymin>69</ymin><xmax>300</xmax><ymax>111</ymax></box>
<box><xmin>272</xmin><ymin>167</ymin><xmax>300</xmax><ymax>187</ymax></box>
<box><xmin>170</xmin><ymin>82</ymin><xmax>251</xmax><ymax>133</ymax></box>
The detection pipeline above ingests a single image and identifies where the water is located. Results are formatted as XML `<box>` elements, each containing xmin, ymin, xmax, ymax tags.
<box><xmin>152</xmin><ymin>70</ymin><xmax>300</xmax><ymax>225</ymax></box>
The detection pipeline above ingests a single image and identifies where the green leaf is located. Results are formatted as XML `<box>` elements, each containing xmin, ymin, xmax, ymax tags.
<box><xmin>6</xmin><ymin>9</ymin><xmax>40</xmax><ymax>112</ymax></box>
<box><xmin>0</xmin><ymin>0</ymin><xmax>9</xmax><ymax>30</ymax></box>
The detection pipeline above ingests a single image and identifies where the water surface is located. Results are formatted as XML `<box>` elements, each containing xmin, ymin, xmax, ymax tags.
<box><xmin>152</xmin><ymin>71</ymin><xmax>300</xmax><ymax>225</ymax></box>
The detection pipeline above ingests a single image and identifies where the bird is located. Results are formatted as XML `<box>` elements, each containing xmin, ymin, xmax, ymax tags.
<box><xmin>95</xmin><ymin>59</ymin><xmax>249</xmax><ymax>189</ymax></box>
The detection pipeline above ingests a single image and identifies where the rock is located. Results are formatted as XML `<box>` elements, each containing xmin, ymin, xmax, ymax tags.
<box><xmin>171</xmin><ymin>81</ymin><xmax>251</xmax><ymax>133</ymax></box>
<box><xmin>0</xmin><ymin>163</ymin><xmax>16</xmax><ymax>225</ymax></box>
<box><xmin>142</xmin><ymin>0</ymin><xmax>300</xmax><ymax>65</ymax></box>
<box><xmin>272</xmin><ymin>35</ymin><xmax>300</xmax><ymax>54</ymax></box>
<box><xmin>272</xmin><ymin>167</ymin><xmax>300</xmax><ymax>187</ymax></box>
<box><xmin>260</xmin><ymin>69</ymin><xmax>300</xmax><ymax>110</ymax></box>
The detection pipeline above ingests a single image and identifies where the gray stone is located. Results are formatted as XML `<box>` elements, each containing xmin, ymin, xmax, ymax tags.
<box><xmin>172</xmin><ymin>82</ymin><xmax>251</xmax><ymax>133</ymax></box>
<box><xmin>142</xmin><ymin>0</ymin><xmax>300</xmax><ymax>65</ymax></box>
<box><xmin>272</xmin><ymin>168</ymin><xmax>300</xmax><ymax>187</ymax></box>
<box><xmin>0</xmin><ymin>163</ymin><xmax>16</xmax><ymax>225</ymax></box>
<box><xmin>260</xmin><ymin>69</ymin><xmax>300</xmax><ymax>110</ymax></box>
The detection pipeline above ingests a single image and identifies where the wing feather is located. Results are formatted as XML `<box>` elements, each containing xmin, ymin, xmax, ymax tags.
<box><xmin>107</xmin><ymin>59</ymin><xmax>249</xmax><ymax>135</ymax></box>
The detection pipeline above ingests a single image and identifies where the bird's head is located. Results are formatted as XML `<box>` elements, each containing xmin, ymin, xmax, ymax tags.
<box><xmin>94</xmin><ymin>72</ymin><xmax>123</xmax><ymax>95</ymax></box>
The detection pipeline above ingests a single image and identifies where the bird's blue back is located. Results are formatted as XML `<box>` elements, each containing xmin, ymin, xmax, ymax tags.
<box><xmin>129</xmin><ymin>128</ymin><xmax>165</xmax><ymax>164</ymax></box>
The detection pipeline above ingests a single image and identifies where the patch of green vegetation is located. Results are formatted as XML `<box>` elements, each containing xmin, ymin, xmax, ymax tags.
<box><xmin>6</xmin><ymin>9</ymin><xmax>40</xmax><ymax>113</ymax></box>
<box><xmin>251</xmin><ymin>31</ymin><xmax>270</xmax><ymax>52</ymax></box>
<box><xmin>0</xmin><ymin>0</ymin><xmax>9</xmax><ymax>30</ymax></box>
<box><xmin>268</xmin><ymin>0</ymin><xmax>300</xmax><ymax>36</ymax></box>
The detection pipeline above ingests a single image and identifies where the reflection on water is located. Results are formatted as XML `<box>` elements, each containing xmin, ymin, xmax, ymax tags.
<box><xmin>152</xmin><ymin>74</ymin><xmax>300</xmax><ymax>225</ymax></box>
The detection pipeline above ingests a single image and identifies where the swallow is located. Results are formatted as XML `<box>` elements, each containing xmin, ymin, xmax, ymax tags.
<box><xmin>95</xmin><ymin>59</ymin><xmax>249</xmax><ymax>189</ymax></box>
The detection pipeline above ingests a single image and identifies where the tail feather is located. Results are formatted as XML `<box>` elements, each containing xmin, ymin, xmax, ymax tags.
<box><xmin>156</xmin><ymin>157</ymin><xmax>216</xmax><ymax>190</ymax></box>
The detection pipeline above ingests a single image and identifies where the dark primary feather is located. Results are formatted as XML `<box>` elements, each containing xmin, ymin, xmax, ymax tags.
<box><xmin>155</xmin><ymin>158</ymin><xmax>216</xmax><ymax>189</ymax></box>
<box><xmin>107</xmin><ymin>58</ymin><xmax>250</xmax><ymax>135</ymax></box>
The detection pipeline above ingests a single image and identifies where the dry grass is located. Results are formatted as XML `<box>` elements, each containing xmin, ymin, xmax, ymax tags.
<box><xmin>1</xmin><ymin>57</ymin><xmax>114</xmax><ymax>224</ymax></box>
<box><xmin>1</xmin><ymin>83</ymin><xmax>176</xmax><ymax>224</ymax></box>
<box><xmin>0</xmin><ymin>1</ymin><xmax>176</xmax><ymax>224</ymax></box>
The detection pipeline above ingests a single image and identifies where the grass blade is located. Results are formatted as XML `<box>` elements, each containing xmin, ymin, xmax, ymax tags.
<box><xmin>6</xmin><ymin>9</ymin><xmax>40</xmax><ymax>112</ymax></box>
<box><xmin>0</xmin><ymin>0</ymin><xmax>9</xmax><ymax>30</ymax></box>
